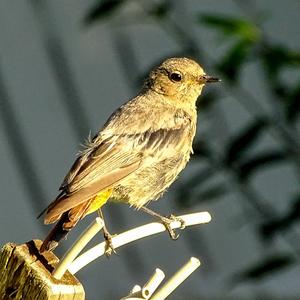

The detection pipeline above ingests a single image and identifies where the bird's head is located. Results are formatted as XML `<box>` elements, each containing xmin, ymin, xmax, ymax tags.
<box><xmin>146</xmin><ymin>57</ymin><xmax>219</xmax><ymax>104</ymax></box>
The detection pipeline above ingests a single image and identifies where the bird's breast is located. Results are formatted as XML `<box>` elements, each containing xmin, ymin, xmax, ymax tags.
<box><xmin>112</xmin><ymin>135</ymin><xmax>194</xmax><ymax>208</ymax></box>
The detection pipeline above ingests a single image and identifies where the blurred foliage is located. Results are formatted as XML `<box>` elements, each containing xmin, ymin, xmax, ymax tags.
<box><xmin>260</xmin><ymin>194</ymin><xmax>300</xmax><ymax>240</ymax></box>
<box><xmin>199</xmin><ymin>14</ymin><xmax>260</xmax><ymax>42</ymax></box>
<box><xmin>217</xmin><ymin>39</ymin><xmax>254</xmax><ymax>82</ymax></box>
<box><xmin>231</xmin><ymin>254</ymin><xmax>295</xmax><ymax>283</ymax></box>
<box><xmin>84</xmin><ymin>0</ymin><xmax>300</xmax><ymax>292</ymax></box>
<box><xmin>224</xmin><ymin>118</ymin><xmax>268</xmax><ymax>165</ymax></box>
<box><xmin>286</xmin><ymin>82</ymin><xmax>300</xmax><ymax>122</ymax></box>
<box><xmin>147</xmin><ymin>0</ymin><xmax>171</xmax><ymax>19</ymax></box>
<box><xmin>199</xmin><ymin>14</ymin><xmax>260</xmax><ymax>82</ymax></box>
<box><xmin>261</xmin><ymin>45</ymin><xmax>300</xmax><ymax>80</ymax></box>
<box><xmin>84</xmin><ymin>0</ymin><xmax>126</xmax><ymax>24</ymax></box>
<box><xmin>235</xmin><ymin>150</ymin><xmax>287</xmax><ymax>181</ymax></box>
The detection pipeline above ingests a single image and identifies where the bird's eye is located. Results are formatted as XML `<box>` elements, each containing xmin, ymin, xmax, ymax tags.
<box><xmin>169</xmin><ymin>71</ymin><xmax>182</xmax><ymax>82</ymax></box>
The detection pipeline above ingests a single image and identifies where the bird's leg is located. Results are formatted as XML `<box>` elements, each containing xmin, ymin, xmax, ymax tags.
<box><xmin>140</xmin><ymin>206</ymin><xmax>185</xmax><ymax>240</ymax></box>
<box><xmin>97</xmin><ymin>209</ymin><xmax>116</xmax><ymax>256</ymax></box>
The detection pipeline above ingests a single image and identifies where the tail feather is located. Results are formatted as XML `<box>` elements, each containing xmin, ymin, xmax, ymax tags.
<box><xmin>37</xmin><ymin>190</ymin><xmax>65</xmax><ymax>221</ymax></box>
<box><xmin>40</xmin><ymin>190</ymin><xmax>112</xmax><ymax>253</ymax></box>
<box><xmin>40</xmin><ymin>212</ymin><xmax>71</xmax><ymax>253</ymax></box>
<box><xmin>40</xmin><ymin>200</ymin><xmax>92</xmax><ymax>253</ymax></box>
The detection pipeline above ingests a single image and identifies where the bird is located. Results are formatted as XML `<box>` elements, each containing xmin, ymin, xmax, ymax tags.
<box><xmin>39</xmin><ymin>57</ymin><xmax>219</xmax><ymax>253</ymax></box>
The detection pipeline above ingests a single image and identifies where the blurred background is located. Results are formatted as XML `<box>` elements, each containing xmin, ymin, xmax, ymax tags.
<box><xmin>0</xmin><ymin>0</ymin><xmax>300</xmax><ymax>299</ymax></box>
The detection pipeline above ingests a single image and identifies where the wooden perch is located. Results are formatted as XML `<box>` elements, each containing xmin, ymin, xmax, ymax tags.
<box><xmin>0</xmin><ymin>240</ymin><xmax>84</xmax><ymax>300</ymax></box>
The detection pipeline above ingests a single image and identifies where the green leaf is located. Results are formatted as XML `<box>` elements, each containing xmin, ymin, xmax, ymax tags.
<box><xmin>199</xmin><ymin>14</ymin><xmax>260</xmax><ymax>42</ymax></box>
<box><xmin>84</xmin><ymin>0</ymin><xmax>125</xmax><ymax>25</ymax></box>
<box><xmin>225</xmin><ymin>119</ymin><xmax>268</xmax><ymax>166</ymax></box>
<box><xmin>148</xmin><ymin>1</ymin><xmax>171</xmax><ymax>19</ymax></box>
<box><xmin>237</xmin><ymin>150</ymin><xmax>286</xmax><ymax>181</ymax></box>
<box><xmin>261</xmin><ymin>45</ymin><xmax>300</xmax><ymax>79</ymax></box>
<box><xmin>286</xmin><ymin>82</ymin><xmax>300</xmax><ymax>122</ymax></box>
<box><xmin>232</xmin><ymin>254</ymin><xmax>294</xmax><ymax>282</ymax></box>
<box><xmin>217</xmin><ymin>39</ymin><xmax>254</xmax><ymax>81</ymax></box>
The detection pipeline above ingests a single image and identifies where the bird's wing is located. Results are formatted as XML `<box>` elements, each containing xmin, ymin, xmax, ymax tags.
<box><xmin>45</xmin><ymin>124</ymin><xmax>189</xmax><ymax>224</ymax></box>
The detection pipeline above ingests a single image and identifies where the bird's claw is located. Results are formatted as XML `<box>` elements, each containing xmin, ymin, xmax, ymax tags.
<box><xmin>168</xmin><ymin>214</ymin><xmax>186</xmax><ymax>229</ymax></box>
<box><xmin>103</xmin><ymin>229</ymin><xmax>117</xmax><ymax>257</ymax></box>
<box><xmin>164</xmin><ymin>221</ymin><xmax>179</xmax><ymax>240</ymax></box>
<box><xmin>161</xmin><ymin>214</ymin><xmax>186</xmax><ymax>240</ymax></box>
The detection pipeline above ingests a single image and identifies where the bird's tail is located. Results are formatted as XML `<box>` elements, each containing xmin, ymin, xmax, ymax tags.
<box><xmin>40</xmin><ymin>212</ymin><xmax>73</xmax><ymax>253</ymax></box>
<box><xmin>40</xmin><ymin>189</ymin><xmax>113</xmax><ymax>253</ymax></box>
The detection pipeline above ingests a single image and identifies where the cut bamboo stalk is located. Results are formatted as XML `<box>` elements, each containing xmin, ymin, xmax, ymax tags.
<box><xmin>69</xmin><ymin>211</ymin><xmax>211</xmax><ymax>274</ymax></box>
<box><xmin>0</xmin><ymin>240</ymin><xmax>84</xmax><ymax>300</ymax></box>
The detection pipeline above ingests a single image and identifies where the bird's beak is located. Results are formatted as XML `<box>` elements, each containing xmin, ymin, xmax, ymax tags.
<box><xmin>198</xmin><ymin>75</ymin><xmax>221</xmax><ymax>84</ymax></box>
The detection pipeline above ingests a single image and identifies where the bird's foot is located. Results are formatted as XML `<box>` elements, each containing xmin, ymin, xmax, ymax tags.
<box><xmin>160</xmin><ymin>214</ymin><xmax>186</xmax><ymax>240</ymax></box>
<box><xmin>139</xmin><ymin>206</ymin><xmax>186</xmax><ymax>240</ymax></box>
<box><xmin>103</xmin><ymin>227</ymin><xmax>117</xmax><ymax>257</ymax></box>
<box><xmin>97</xmin><ymin>208</ymin><xmax>117</xmax><ymax>256</ymax></box>
<box><xmin>168</xmin><ymin>214</ymin><xmax>186</xmax><ymax>229</ymax></box>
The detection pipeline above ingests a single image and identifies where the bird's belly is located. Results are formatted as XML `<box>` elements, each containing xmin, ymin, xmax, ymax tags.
<box><xmin>111</xmin><ymin>153</ymin><xmax>190</xmax><ymax>208</ymax></box>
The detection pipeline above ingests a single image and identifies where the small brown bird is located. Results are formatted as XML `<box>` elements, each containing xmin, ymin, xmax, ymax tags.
<box><xmin>40</xmin><ymin>57</ymin><xmax>219</xmax><ymax>253</ymax></box>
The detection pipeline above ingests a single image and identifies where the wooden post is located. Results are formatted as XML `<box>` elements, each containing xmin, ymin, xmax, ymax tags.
<box><xmin>0</xmin><ymin>240</ymin><xmax>85</xmax><ymax>300</ymax></box>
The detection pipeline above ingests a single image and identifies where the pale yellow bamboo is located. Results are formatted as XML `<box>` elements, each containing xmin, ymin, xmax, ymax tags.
<box><xmin>69</xmin><ymin>212</ymin><xmax>211</xmax><ymax>275</ymax></box>
<box><xmin>150</xmin><ymin>257</ymin><xmax>201</xmax><ymax>300</ymax></box>
<box><xmin>142</xmin><ymin>268</ymin><xmax>165</xmax><ymax>298</ymax></box>
<box><xmin>53</xmin><ymin>217</ymin><xmax>104</xmax><ymax>279</ymax></box>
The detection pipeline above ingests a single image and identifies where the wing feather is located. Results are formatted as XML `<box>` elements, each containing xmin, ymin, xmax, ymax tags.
<box><xmin>45</xmin><ymin>106</ymin><xmax>193</xmax><ymax>223</ymax></box>
<box><xmin>45</xmin><ymin>161</ymin><xmax>140</xmax><ymax>223</ymax></box>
